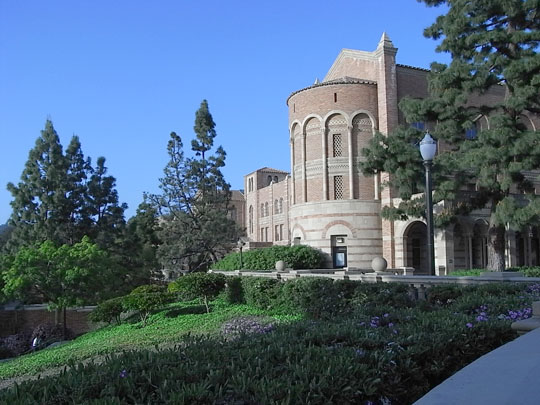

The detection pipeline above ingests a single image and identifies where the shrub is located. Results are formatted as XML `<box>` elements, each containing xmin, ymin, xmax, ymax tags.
<box><xmin>30</xmin><ymin>323</ymin><xmax>69</xmax><ymax>348</ymax></box>
<box><xmin>224</xmin><ymin>276</ymin><xmax>244</xmax><ymax>304</ymax></box>
<box><xmin>88</xmin><ymin>297</ymin><xmax>124</xmax><ymax>325</ymax></box>
<box><xmin>0</xmin><ymin>331</ymin><xmax>31</xmax><ymax>357</ymax></box>
<box><xmin>280</xmin><ymin>277</ymin><xmax>343</xmax><ymax>319</ymax></box>
<box><xmin>168</xmin><ymin>273</ymin><xmax>226</xmax><ymax>313</ymax></box>
<box><xmin>211</xmin><ymin>245</ymin><xmax>324</xmax><ymax>270</ymax></box>
<box><xmin>427</xmin><ymin>285</ymin><xmax>464</xmax><ymax>306</ymax></box>
<box><xmin>122</xmin><ymin>292</ymin><xmax>176</xmax><ymax>326</ymax></box>
<box><xmin>130</xmin><ymin>284</ymin><xmax>166</xmax><ymax>295</ymax></box>
<box><xmin>0</xmin><ymin>345</ymin><xmax>14</xmax><ymax>360</ymax></box>
<box><xmin>240</xmin><ymin>277</ymin><xmax>282</xmax><ymax>310</ymax></box>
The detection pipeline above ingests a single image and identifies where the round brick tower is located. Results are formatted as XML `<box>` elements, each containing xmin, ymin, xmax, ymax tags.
<box><xmin>287</xmin><ymin>79</ymin><xmax>384</xmax><ymax>268</ymax></box>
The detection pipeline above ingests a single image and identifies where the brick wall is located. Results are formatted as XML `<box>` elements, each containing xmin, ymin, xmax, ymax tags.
<box><xmin>0</xmin><ymin>305</ymin><xmax>95</xmax><ymax>337</ymax></box>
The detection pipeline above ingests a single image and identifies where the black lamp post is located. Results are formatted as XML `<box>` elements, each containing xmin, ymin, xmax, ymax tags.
<box><xmin>420</xmin><ymin>132</ymin><xmax>437</xmax><ymax>276</ymax></box>
<box><xmin>237</xmin><ymin>239</ymin><xmax>245</xmax><ymax>269</ymax></box>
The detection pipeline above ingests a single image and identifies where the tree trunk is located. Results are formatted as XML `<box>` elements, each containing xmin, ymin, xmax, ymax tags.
<box><xmin>63</xmin><ymin>307</ymin><xmax>67</xmax><ymax>340</ymax></box>
<box><xmin>487</xmin><ymin>224</ymin><xmax>506</xmax><ymax>271</ymax></box>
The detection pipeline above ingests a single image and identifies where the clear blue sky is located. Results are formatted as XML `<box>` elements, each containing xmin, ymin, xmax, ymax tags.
<box><xmin>0</xmin><ymin>0</ymin><xmax>450</xmax><ymax>224</ymax></box>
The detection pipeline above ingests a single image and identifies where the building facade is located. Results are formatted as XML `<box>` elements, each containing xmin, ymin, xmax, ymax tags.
<box><xmin>240</xmin><ymin>34</ymin><xmax>540</xmax><ymax>274</ymax></box>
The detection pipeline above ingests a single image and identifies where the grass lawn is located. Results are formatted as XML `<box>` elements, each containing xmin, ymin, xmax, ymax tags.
<box><xmin>0</xmin><ymin>299</ymin><xmax>301</xmax><ymax>380</ymax></box>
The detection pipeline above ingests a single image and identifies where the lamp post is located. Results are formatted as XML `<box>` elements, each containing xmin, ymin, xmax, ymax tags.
<box><xmin>237</xmin><ymin>239</ymin><xmax>245</xmax><ymax>269</ymax></box>
<box><xmin>420</xmin><ymin>132</ymin><xmax>437</xmax><ymax>276</ymax></box>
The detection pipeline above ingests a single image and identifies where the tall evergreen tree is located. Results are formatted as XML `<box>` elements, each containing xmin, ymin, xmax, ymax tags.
<box><xmin>361</xmin><ymin>0</ymin><xmax>540</xmax><ymax>271</ymax></box>
<box><xmin>7</xmin><ymin>121</ymin><xmax>71</xmax><ymax>250</ymax></box>
<box><xmin>151</xmin><ymin>101</ymin><xmax>242</xmax><ymax>272</ymax></box>
<box><xmin>86</xmin><ymin>156</ymin><xmax>127</xmax><ymax>248</ymax></box>
<box><xmin>6</xmin><ymin>120</ymin><xmax>127</xmax><ymax>252</ymax></box>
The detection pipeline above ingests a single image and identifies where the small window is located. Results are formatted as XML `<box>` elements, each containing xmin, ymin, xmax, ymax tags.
<box><xmin>274</xmin><ymin>199</ymin><xmax>279</xmax><ymax>214</ymax></box>
<box><xmin>260</xmin><ymin>228</ymin><xmax>264</xmax><ymax>241</ymax></box>
<box><xmin>279</xmin><ymin>198</ymin><xmax>283</xmax><ymax>214</ymax></box>
<box><xmin>465</xmin><ymin>127</ymin><xmax>477</xmax><ymax>139</ymax></box>
<box><xmin>293</xmin><ymin>237</ymin><xmax>301</xmax><ymax>245</ymax></box>
<box><xmin>264</xmin><ymin>202</ymin><xmax>269</xmax><ymax>217</ymax></box>
<box><xmin>280</xmin><ymin>224</ymin><xmax>284</xmax><ymax>241</ymax></box>
<box><xmin>274</xmin><ymin>176</ymin><xmax>278</xmax><ymax>183</ymax></box>
<box><xmin>260</xmin><ymin>204</ymin><xmax>264</xmax><ymax>217</ymax></box>
<box><xmin>267</xmin><ymin>176</ymin><xmax>272</xmax><ymax>186</ymax></box>
<box><xmin>332</xmin><ymin>134</ymin><xmax>343</xmax><ymax>157</ymax></box>
<box><xmin>334</xmin><ymin>93</ymin><xmax>337</xmax><ymax>102</ymax></box>
<box><xmin>411</xmin><ymin>122</ymin><xmax>425</xmax><ymax>131</ymax></box>
<box><xmin>275</xmin><ymin>225</ymin><xmax>279</xmax><ymax>241</ymax></box>
<box><xmin>334</xmin><ymin>176</ymin><xmax>344</xmax><ymax>200</ymax></box>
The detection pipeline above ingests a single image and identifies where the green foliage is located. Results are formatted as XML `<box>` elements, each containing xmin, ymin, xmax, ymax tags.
<box><xmin>224</xmin><ymin>276</ymin><xmax>244</xmax><ymax>304</ymax></box>
<box><xmin>149</xmin><ymin>101</ymin><xmax>242</xmax><ymax>272</ymax></box>
<box><xmin>240</xmin><ymin>277</ymin><xmax>282</xmax><ymax>310</ymax></box>
<box><xmin>449</xmin><ymin>268</ymin><xmax>484</xmax><ymax>276</ymax></box>
<box><xmin>279</xmin><ymin>277</ymin><xmax>343</xmax><ymax>319</ymax></box>
<box><xmin>130</xmin><ymin>284</ymin><xmax>166</xmax><ymax>295</ymax></box>
<box><xmin>88</xmin><ymin>297</ymin><xmax>125</xmax><ymax>325</ymax></box>
<box><xmin>168</xmin><ymin>273</ymin><xmax>226</xmax><ymax>313</ymax></box>
<box><xmin>360</xmin><ymin>1</ymin><xmax>540</xmax><ymax>271</ymax></box>
<box><xmin>6</xmin><ymin>120</ymin><xmax>126</xmax><ymax>252</ymax></box>
<box><xmin>427</xmin><ymin>285</ymin><xmax>464</xmax><ymax>305</ymax></box>
<box><xmin>212</xmin><ymin>245</ymin><xmax>324</xmax><ymax>270</ymax></box>
<box><xmin>2</xmin><ymin>237</ymin><xmax>111</xmax><ymax>311</ymax></box>
<box><xmin>0</xmin><ymin>306</ymin><xmax>518</xmax><ymax>404</ymax></box>
<box><xmin>122</xmin><ymin>292</ymin><xmax>176</xmax><ymax>326</ymax></box>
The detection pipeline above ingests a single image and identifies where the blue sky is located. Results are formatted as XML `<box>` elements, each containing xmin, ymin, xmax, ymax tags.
<box><xmin>0</xmin><ymin>0</ymin><xmax>450</xmax><ymax>223</ymax></box>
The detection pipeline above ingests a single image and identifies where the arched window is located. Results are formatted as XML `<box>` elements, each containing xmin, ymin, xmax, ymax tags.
<box><xmin>264</xmin><ymin>202</ymin><xmax>269</xmax><ymax>217</ymax></box>
<box><xmin>274</xmin><ymin>199</ymin><xmax>279</xmax><ymax>214</ymax></box>
<box><xmin>260</xmin><ymin>203</ymin><xmax>264</xmax><ymax>217</ymax></box>
<box><xmin>267</xmin><ymin>176</ymin><xmax>272</xmax><ymax>186</ymax></box>
<box><xmin>248</xmin><ymin>206</ymin><xmax>253</xmax><ymax>234</ymax></box>
<box><xmin>279</xmin><ymin>198</ymin><xmax>283</xmax><ymax>214</ymax></box>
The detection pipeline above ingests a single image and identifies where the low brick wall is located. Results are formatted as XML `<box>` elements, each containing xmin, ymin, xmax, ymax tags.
<box><xmin>0</xmin><ymin>305</ymin><xmax>96</xmax><ymax>337</ymax></box>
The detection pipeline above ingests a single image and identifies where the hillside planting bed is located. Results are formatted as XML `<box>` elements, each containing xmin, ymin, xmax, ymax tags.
<box><xmin>1</xmin><ymin>277</ymin><xmax>539</xmax><ymax>404</ymax></box>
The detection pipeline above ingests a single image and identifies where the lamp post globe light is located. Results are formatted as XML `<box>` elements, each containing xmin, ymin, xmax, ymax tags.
<box><xmin>420</xmin><ymin>132</ymin><xmax>437</xmax><ymax>276</ymax></box>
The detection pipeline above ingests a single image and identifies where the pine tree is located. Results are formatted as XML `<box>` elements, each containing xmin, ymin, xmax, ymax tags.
<box><xmin>150</xmin><ymin>101</ymin><xmax>242</xmax><ymax>272</ymax></box>
<box><xmin>6</xmin><ymin>120</ymin><xmax>127</xmax><ymax>252</ymax></box>
<box><xmin>7</xmin><ymin>121</ymin><xmax>71</xmax><ymax>250</ymax></box>
<box><xmin>361</xmin><ymin>0</ymin><xmax>540</xmax><ymax>271</ymax></box>
<box><xmin>86</xmin><ymin>156</ymin><xmax>127</xmax><ymax>248</ymax></box>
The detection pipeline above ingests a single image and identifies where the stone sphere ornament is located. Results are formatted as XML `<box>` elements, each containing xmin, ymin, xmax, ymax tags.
<box><xmin>275</xmin><ymin>260</ymin><xmax>286</xmax><ymax>272</ymax></box>
<box><xmin>371</xmin><ymin>256</ymin><xmax>388</xmax><ymax>273</ymax></box>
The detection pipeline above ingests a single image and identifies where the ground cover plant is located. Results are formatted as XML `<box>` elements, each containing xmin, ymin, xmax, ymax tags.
<box><xmin>1</xmin><ymin>277</ymin><xmax>539</xmax><ymax>404</ymax></box>
<box><xmin>449</xmin><ymin>266</ymin><xmax>540</xmax><ymax>277</ymax></box>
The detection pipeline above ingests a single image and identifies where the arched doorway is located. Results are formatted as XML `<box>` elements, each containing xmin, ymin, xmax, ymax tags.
<box><xmin>452</xmin><ymin>223</ymin><xmax>468</xmax><ymax>270</ymax></box>
<box><xmin>472</xmin><ymin>221</ymin><xmax>488</xmax><ymax>269</ymax></box>
<box><xmin>405</xmin><ymin>221</ymin><xmax>428</xmax><ymax>274</ymax></box>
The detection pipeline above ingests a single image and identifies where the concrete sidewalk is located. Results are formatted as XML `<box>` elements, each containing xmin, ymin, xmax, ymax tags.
<box><xmin>415</xmin><ymin>326</ymin><xmax>540</xmax><ymax>404</ymax></box>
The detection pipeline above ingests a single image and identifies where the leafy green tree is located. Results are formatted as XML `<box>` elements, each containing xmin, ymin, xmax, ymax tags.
<box><xmin>361</xmin><ymin>0</ymin><xmax>540</xmax><ymax>271</ymax></box>
<box><xmin>168</xmin><ymin>272</ymin><xmax>226</xmax><ymax>313</ymax></box>
<box><xmin>2</xmin><ymin>236</ymin><xmax>111</xmax><ymax>337</ymax></box>
<box><xmin>150</xmin><ymin>100</ymin><xmax>242</xmax><ymax>272</ymax></box>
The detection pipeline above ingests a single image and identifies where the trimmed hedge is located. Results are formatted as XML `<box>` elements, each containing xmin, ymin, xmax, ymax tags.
<box><xmin>168</xmin><ymin>273</ymin><xmax>226</xmax><ymax>312</ymax></box>
<box><xmin>211</xmin><ymin>245</ymin><xmax>324</xmax><ymax>270</ymax></box>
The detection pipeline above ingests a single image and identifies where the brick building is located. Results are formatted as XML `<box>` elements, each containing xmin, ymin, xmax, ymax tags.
<box><xmin>240</xmin><ymin>33</ymin><xmax>540</xmax><ymax>274</ymax></box>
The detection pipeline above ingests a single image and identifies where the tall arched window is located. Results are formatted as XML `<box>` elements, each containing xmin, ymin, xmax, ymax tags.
<box><xmin>274</xmin><ymin>199</ymin><xmax>279</xmax><ymax>214</ymax></box>
<box><xmin>279</xmin><ymin>198</ymin><xmax>283</xmax><ymax>214</ymax></box>
<box><xmin>264</xmin><ymin>202</ymin><xmax>269</xmax><ymax>217</ymax></box>
<box><xmin>267</xmin><ymin>176</ymin><xmax>272</xmax><ymax>186</ymax></box>
<box><xmin>248</xmin><ymin>206</ymin><xmax>253</xmax><ymax>234</ymax></box>
<box><xmin>260</xmin><ymin>203</ymin><xmax>264</xmax><ymax>217</ymax></box>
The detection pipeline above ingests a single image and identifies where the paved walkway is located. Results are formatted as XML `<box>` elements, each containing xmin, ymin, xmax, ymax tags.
<box><xmin>415</xmin><ymin>327</ymin><xmax>540</xmax><ymax>404</ymax></box>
